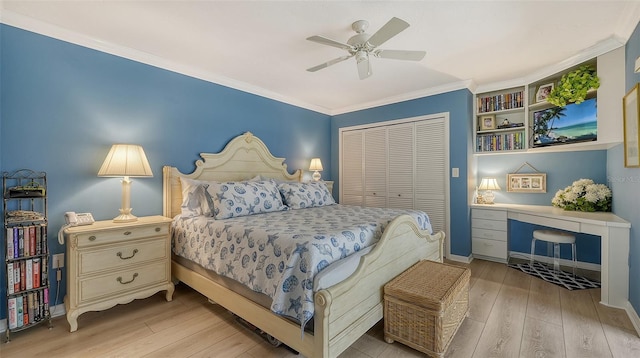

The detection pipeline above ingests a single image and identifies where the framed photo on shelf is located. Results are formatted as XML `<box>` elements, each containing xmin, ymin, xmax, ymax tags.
<box><xmin>623</xmin><ymin>83</ymin><xmax>640</xmax><ymax>168</ymax></box>
<box><xmin>507</xmin><ymin>173</ymin><xmax>546</xmax><ymax>193</ymax></box>
<box><xmin>535</xmin><ymin>83</ymin><xmax>554</xmax><ymax>103</ymax></box>
<box><xmin>479</xmin><ymin>115</ymin><xmax>496</xmax><ymax>130</ymax></box>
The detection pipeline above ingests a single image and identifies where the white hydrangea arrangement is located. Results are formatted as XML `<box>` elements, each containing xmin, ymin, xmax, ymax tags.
<box><xmin>552</xmin><ymin>178</ymin><xmax>612</xmax><ymax>212</ymax></box>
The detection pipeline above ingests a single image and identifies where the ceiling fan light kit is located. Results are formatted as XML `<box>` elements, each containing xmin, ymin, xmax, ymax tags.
<box><xmin>306</xmin><ymin>17</ymin><xmax>426</xmax><ymax>80</ymax></box>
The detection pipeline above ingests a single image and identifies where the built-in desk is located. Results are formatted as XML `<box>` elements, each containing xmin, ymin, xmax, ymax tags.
<box><xmin>471</xmin><ymin>203</ymin><xmax>631</xmax><ymax>309</ymax></box>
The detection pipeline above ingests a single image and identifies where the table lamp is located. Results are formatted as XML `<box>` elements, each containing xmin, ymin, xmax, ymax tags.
<box><xmin>98</xmin><ymin>144</ymin><xmax>153</xmax><ymax>222</ymax></box>
<box><xmin>478</xmin><ymin>177</ymin><xmax>501</xmax><ymax>204</ymax></box>
<box><xmin>309</xmin><ymin>158</ymin><xmax>323</xmax><ymax>181</ymax></box>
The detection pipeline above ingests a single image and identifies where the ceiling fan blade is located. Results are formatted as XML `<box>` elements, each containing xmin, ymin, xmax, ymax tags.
<box><xmin>306</xmin><ymin>35</ymin><xmax>354</xmax><ymax>51</ymax></box>
<box><xmin>375</xmin><ymin>49</ymin><xmax>426</xmax><ymax>61</ymax></box>
<box><xmin>356</xmin><ymin>52</ymin><xmax>372</xmax><ymax>80</ymax></box>
<box><xmin>306</xmin><ymin>55</ymin><xmax>353</xmax><ymax>72</ymax></box>
<box><xmin>366</xmin><ymin>17</ymin><xmax>410</xmax><ymax>48</ymax></box>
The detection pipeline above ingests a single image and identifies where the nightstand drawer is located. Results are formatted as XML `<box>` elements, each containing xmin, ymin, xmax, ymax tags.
<box><xmin>79</xmin><ymin>238</ymin><xmax>168</xmax><ymax>275</ymax></box>
<box><xmin>471</xmin><ymin>218</ymin><xmax>507</xmax><ymax>231</ymax></box>
<box><xmin>472</xmin><ymin>238</ymin><xmax>507</xmax><ymax>260</ymax></box>
<box><xmin>76</xmin><ymin>224</ymin><xmax>168</xmax><ymax>247</ymax></box>
<box><xmin>472</xmin><ymin>228</ymin><xmax>507</xmax><ymax>242</ymax></box>
<box><xmin>472</xmin><ymin>209</ymin><xmax>507</xmax><ymax>221</ymax></box>
<box><xmin>79</xmin><ymin>261</ymin><xmax>169</xmax><ymax>302</ymax></box>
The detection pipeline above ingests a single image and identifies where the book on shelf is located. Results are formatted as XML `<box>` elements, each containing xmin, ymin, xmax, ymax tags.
<box><xmin>476</xmin><ymin>131</ymin><xmax>525</xmax><ymax>152</ymax></box>
<box><xmin>33</xmin><ymin>258</ymin><xmax>41</xmax><ymax>288</ymax></box>
<box><xmin>8</xmin><ymin>297</ymin><xmax>17</xmax><ymax>329</ymax></box>
<box><xmin>18</xmin><ymin>227</ymin><xmax>24</xmax><ymax>257</ymax></box>
<box><xmin>26</xmin><ymin>258</ymin><xmax>33</xmax><ymax>290</ymax></box>
<box><xmin>7</xmin><ymin>263</ymin><xmax>15</xmax><ymax>294</ymax></box>
<box><xmin>7</xmin><ymin>227</ymin><xmax>14</xmax><ymax>259</ymax></box>
<box><xmin>29</xmin><ymin>226</ymin><xmax>36</xmax><ymax>257</ymax></box>
<box><xmin>14</xmin><ymin>262</ymin><xmax>20</xmax><ymax>293</ymax></box>
<box><xmin>477</xmin><ymin>90</ymin><xmax>524</xmax><ymax>113</ymax></box>
<box><xmin>16</xmin><ymin>295</ymin><xmax>23</xmax><ymax>328</ymax></box>
<box><xmin>13</xmin><ymin>227</ymin><xmax>19</xmax><ymax>258</ymax></box>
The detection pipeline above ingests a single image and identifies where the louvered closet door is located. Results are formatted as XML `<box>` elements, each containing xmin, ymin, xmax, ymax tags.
<box><xmin>415</xmin><ymin>119</ymin><xmax>446</xmax><ymax>234</ymax></box>
<box><xmin>387</xmin><ymin>123</ymin><xmax>414</xmax><ymax>209</ymax></box>
<box><xmin>364</xmin><ymin>128</ymin><xmax>387</xmax><ymax>208</ymax></box>
<box><xmin>341</xmin><ymin>130</ymin><xmax>364</xmax><ymax>205</ymax></box>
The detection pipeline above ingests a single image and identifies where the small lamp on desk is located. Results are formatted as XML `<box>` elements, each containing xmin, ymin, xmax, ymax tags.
<box><xmin>98</xmin><ymin>144</ymin><xmax>153</xmax><ymax>222</ymax></box>
<box><xmin>309</xmin><ymin>158</ymin><xmax>323</xmax><ymax>181</ymax></box>
<box><xmin>478</xmin><ymin>177</ymin><xmax>501</xmax><ymax>204</ymax></box>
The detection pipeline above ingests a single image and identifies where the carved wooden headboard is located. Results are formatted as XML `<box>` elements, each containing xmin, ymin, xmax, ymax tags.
<box><xmin>163</xmin><ymin>132</ymin><xmax>303</xmax><ymax>218</ymax></box>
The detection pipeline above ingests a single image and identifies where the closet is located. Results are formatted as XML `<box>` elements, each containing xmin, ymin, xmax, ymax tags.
<box><xmin>339</xmin><ymin>114</ymin><xmax>448</xmax><ymax>238</ymax></box>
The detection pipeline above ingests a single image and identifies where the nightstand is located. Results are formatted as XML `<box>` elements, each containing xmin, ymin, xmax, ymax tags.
<box><xmin>63</xmin><ymin>215</ymin><xmax>174</xmax><ymax>332</ymax></box>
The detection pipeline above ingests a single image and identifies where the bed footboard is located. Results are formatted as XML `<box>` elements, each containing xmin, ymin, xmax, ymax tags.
<box><xmin>314</xmin><ymin>214</ymin><xmax>444</xmax><ymax>358</ymax></box>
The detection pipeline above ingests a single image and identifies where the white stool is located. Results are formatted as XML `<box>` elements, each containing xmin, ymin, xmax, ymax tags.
<box><xmin>530</xmin><ymin>229</ymin><xmax>577</xmax><ymax>275</ymax></box>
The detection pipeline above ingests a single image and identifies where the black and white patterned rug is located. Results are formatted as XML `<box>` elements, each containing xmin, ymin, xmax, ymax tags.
<box><xmin>509</xmin><ymin>261</ymin><xmax>601</xmax><ymax>291</ymax></box>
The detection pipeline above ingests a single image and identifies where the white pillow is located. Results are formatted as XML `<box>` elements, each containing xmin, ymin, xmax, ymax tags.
<box><xmin>207</xmin><ymin>180</ymin><xmax>288</xmax><ymax>219</ymax></box>
<box><xmin>179</xmin><ymin>177</ymin><xmax>214</xmax><ymax>218</ymax></box>
<box><xmin>278</xmin><ymin>181</ymin><xmax>335</xmax><ymax>209</ymax></box>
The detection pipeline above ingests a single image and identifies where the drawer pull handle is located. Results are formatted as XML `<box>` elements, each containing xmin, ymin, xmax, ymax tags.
<box><xmin>117</xmin><ymin>273</ymin><xmax>138</xmax><ymax>285</ymax></box>
<box><xmin>89</xmin><ymin>236</ymin><xmax>96</xmax><ymax>241</ymax></box>
<box><xmin>155</xmin><ymin>227</ymin><xmax>161</xmax><ymax>232</ymax></box>
<box><xmin>117</xmin><ymin>249</ymin><xmax>139</xmax><ymax>260</ymax></box>
<box><xmin>124</xmin><ymin>231</ymin><xmax>132</xmax><ymax>236</ymax></box>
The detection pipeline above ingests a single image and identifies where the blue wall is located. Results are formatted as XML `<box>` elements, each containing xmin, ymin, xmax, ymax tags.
<box><xmin>609</xmin><ymin>20</ymin><xmax>640</xmax><ymax>315</ymax></box>
<box><xmin>0</xmin><ymin>25</ymin><xmax>331</xmax><ymax>319</ymax></box>
<box><xmin>331</xmin><ymin>89</ymin><xmax>474</xmax><ymax>257</ymax></box>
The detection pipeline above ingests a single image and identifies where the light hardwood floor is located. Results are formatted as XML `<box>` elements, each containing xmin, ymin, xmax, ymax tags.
<box><xmin>1</xmin><ymin>259</ymin><xmax>639</xmax><ymax>357</ymax></box>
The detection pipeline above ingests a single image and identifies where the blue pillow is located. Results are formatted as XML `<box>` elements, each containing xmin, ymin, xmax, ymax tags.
<box><xmin>207</xmin><ymin>180</ymin><xmax>288</xmax><ymax>219</ymax></box>
<box><xmin>179</xmin><ymin>177</ymin><xmax>214</xmax><ymax>218</ymax></box>
<box><xmin>279</xmin><ymin>182</ymin><xmax>335</xmax><ymax>209</ymax></box>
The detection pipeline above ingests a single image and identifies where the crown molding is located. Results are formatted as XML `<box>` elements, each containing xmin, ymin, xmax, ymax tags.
<box><xmin>330</xmin><ymin>79</ymin><xmax>473</xmax><ymax>116</ymax></box>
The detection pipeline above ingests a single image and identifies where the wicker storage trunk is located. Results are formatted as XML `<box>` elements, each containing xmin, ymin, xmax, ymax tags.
<box><xmin>384</xmin><ymin>260</ymin><xmax>470</xmax><ymax>357</ymax></box>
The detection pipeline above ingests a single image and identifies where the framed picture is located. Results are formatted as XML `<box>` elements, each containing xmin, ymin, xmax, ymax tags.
<box><xmin>479</xmin><ymin>115</ymin><xmax>496</xmax><ymax>130</ymax></box>
<box><xmin>507</xmin><ymin>173</ymin><xmax>546</xmax><ymax>193</ymax></box>
<box><xmin>623</xmin><ymin>83</ymin><xmax>640</xmax><ymax>168</ymax></box>
<box><xmin>535</xmin><ymin>83</ymin><xmax>554</xmax><ymax>102</ymax></box>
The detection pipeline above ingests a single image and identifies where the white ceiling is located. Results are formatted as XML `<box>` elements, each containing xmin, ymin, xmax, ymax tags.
<box><xmin>1</xmin><ymin>1</ymin><xmax>639</xmax><ymax>115</ymax></box>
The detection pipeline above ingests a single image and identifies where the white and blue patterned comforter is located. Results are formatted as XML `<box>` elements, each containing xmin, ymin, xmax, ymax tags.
<box><xmin>172</xmin><ymin>204</ymin><xmax>431</xmax><ymax>328</ymax></box>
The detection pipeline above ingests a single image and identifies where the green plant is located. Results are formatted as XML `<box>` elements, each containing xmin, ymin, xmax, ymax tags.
<box><xmin>546</xmin><ymin>65</ymin><xmax>600</xmax><ymax>107</ymax></box>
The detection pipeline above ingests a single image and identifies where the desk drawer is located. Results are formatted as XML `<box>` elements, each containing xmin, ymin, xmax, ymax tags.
<box><xmin>472</xmin><ymin>227</ymin><xmax>507</xmax><ymax>242</ymax></box>
<box><xmin>472</xmin><ymin>209</ymin><xmax>507</xmax><ymax>221</ymax></box>
<box><xmin>472</xmin><ymin>218</ymin><xmax>507</xmax><ymax>231</ymax></box>
<box><xmin>472</xmin><ymin>238</ymin><xmax>507</xmax><ymax>260</ymax></box>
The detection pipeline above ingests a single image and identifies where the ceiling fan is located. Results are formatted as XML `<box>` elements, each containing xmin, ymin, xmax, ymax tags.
<box><xmin>306</xmin><ymin>17</ymin><xmax>426</xmax><ymax>80</ymax></box>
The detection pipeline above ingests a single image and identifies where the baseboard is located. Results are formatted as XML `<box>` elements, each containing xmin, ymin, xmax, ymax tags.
<box><xmin>508</xmin><ymin>251</ymin><xmax>601</xmax><ymax>272</ymax></box>
<box><xmin>447</xmin><ymin>253</ymin><xmax>472</xmax><ymax>264</ymax></box>
<box><xmin>625</xmin><ymin>301</ymin><xmax>640</xmax><ymax>337</ymax></box>
<box><xmin>0</xmin><ymin>303</ymin><xmax>65</xmax><ymax>334</ymax></box>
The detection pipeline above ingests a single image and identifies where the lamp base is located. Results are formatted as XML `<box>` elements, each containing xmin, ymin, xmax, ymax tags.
<box><xmin>113</xmin><ymin>208</ymin><xmax>138</xmax><ymax>223</ymax></box>
<box><xmin>312</xmin><ymin>171</ymin><xmax>321</xmax><ymax>181</ymax></box>
<box><xmin>483</xmin><ymin>190</ymin><xmax>495</xmax><ymax>204</ymax></box>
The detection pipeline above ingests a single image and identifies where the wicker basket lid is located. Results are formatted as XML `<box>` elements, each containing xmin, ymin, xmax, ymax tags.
<box><xmin>384</xmin><ymin>260</ymin><xmax>470</xmax><ymax>311</ymax></box>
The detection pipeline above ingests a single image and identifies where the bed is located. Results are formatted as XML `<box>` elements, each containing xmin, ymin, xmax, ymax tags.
<box><xmin>163</xmin><ymin>132</ymin><xmax>444</xmax><ymax>358</ymax></box>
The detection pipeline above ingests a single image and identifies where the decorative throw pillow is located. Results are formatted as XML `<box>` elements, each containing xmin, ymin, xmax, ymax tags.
<box><xmin>179</xmin><ymin>177</ymin><xmax>214</xmax><ymax>218</ymax></box>
<box><xmin>207</xmin><ymin>180</ymin><xmax>288</xmax><ymax>219</ymax></box>
<box><xmin>279</xmin><ymin>181</ymin><xmax>336</xmax><ymax>209</ymax></box>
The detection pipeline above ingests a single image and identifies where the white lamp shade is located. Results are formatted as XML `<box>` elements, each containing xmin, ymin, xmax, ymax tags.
<box><xmin>309</xmin><ymin>158</ymin><xmax>323</xmax><ymax>171</ymax></box>
<box><xmin>98</xmin><ymin>144</ymin><xmax>153</xmax><ymax>177</ymax></box>
<box><xmin>478</xmin><ymin>178</ymin><xmax>501</xmax><ymax>191</ymax></box>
